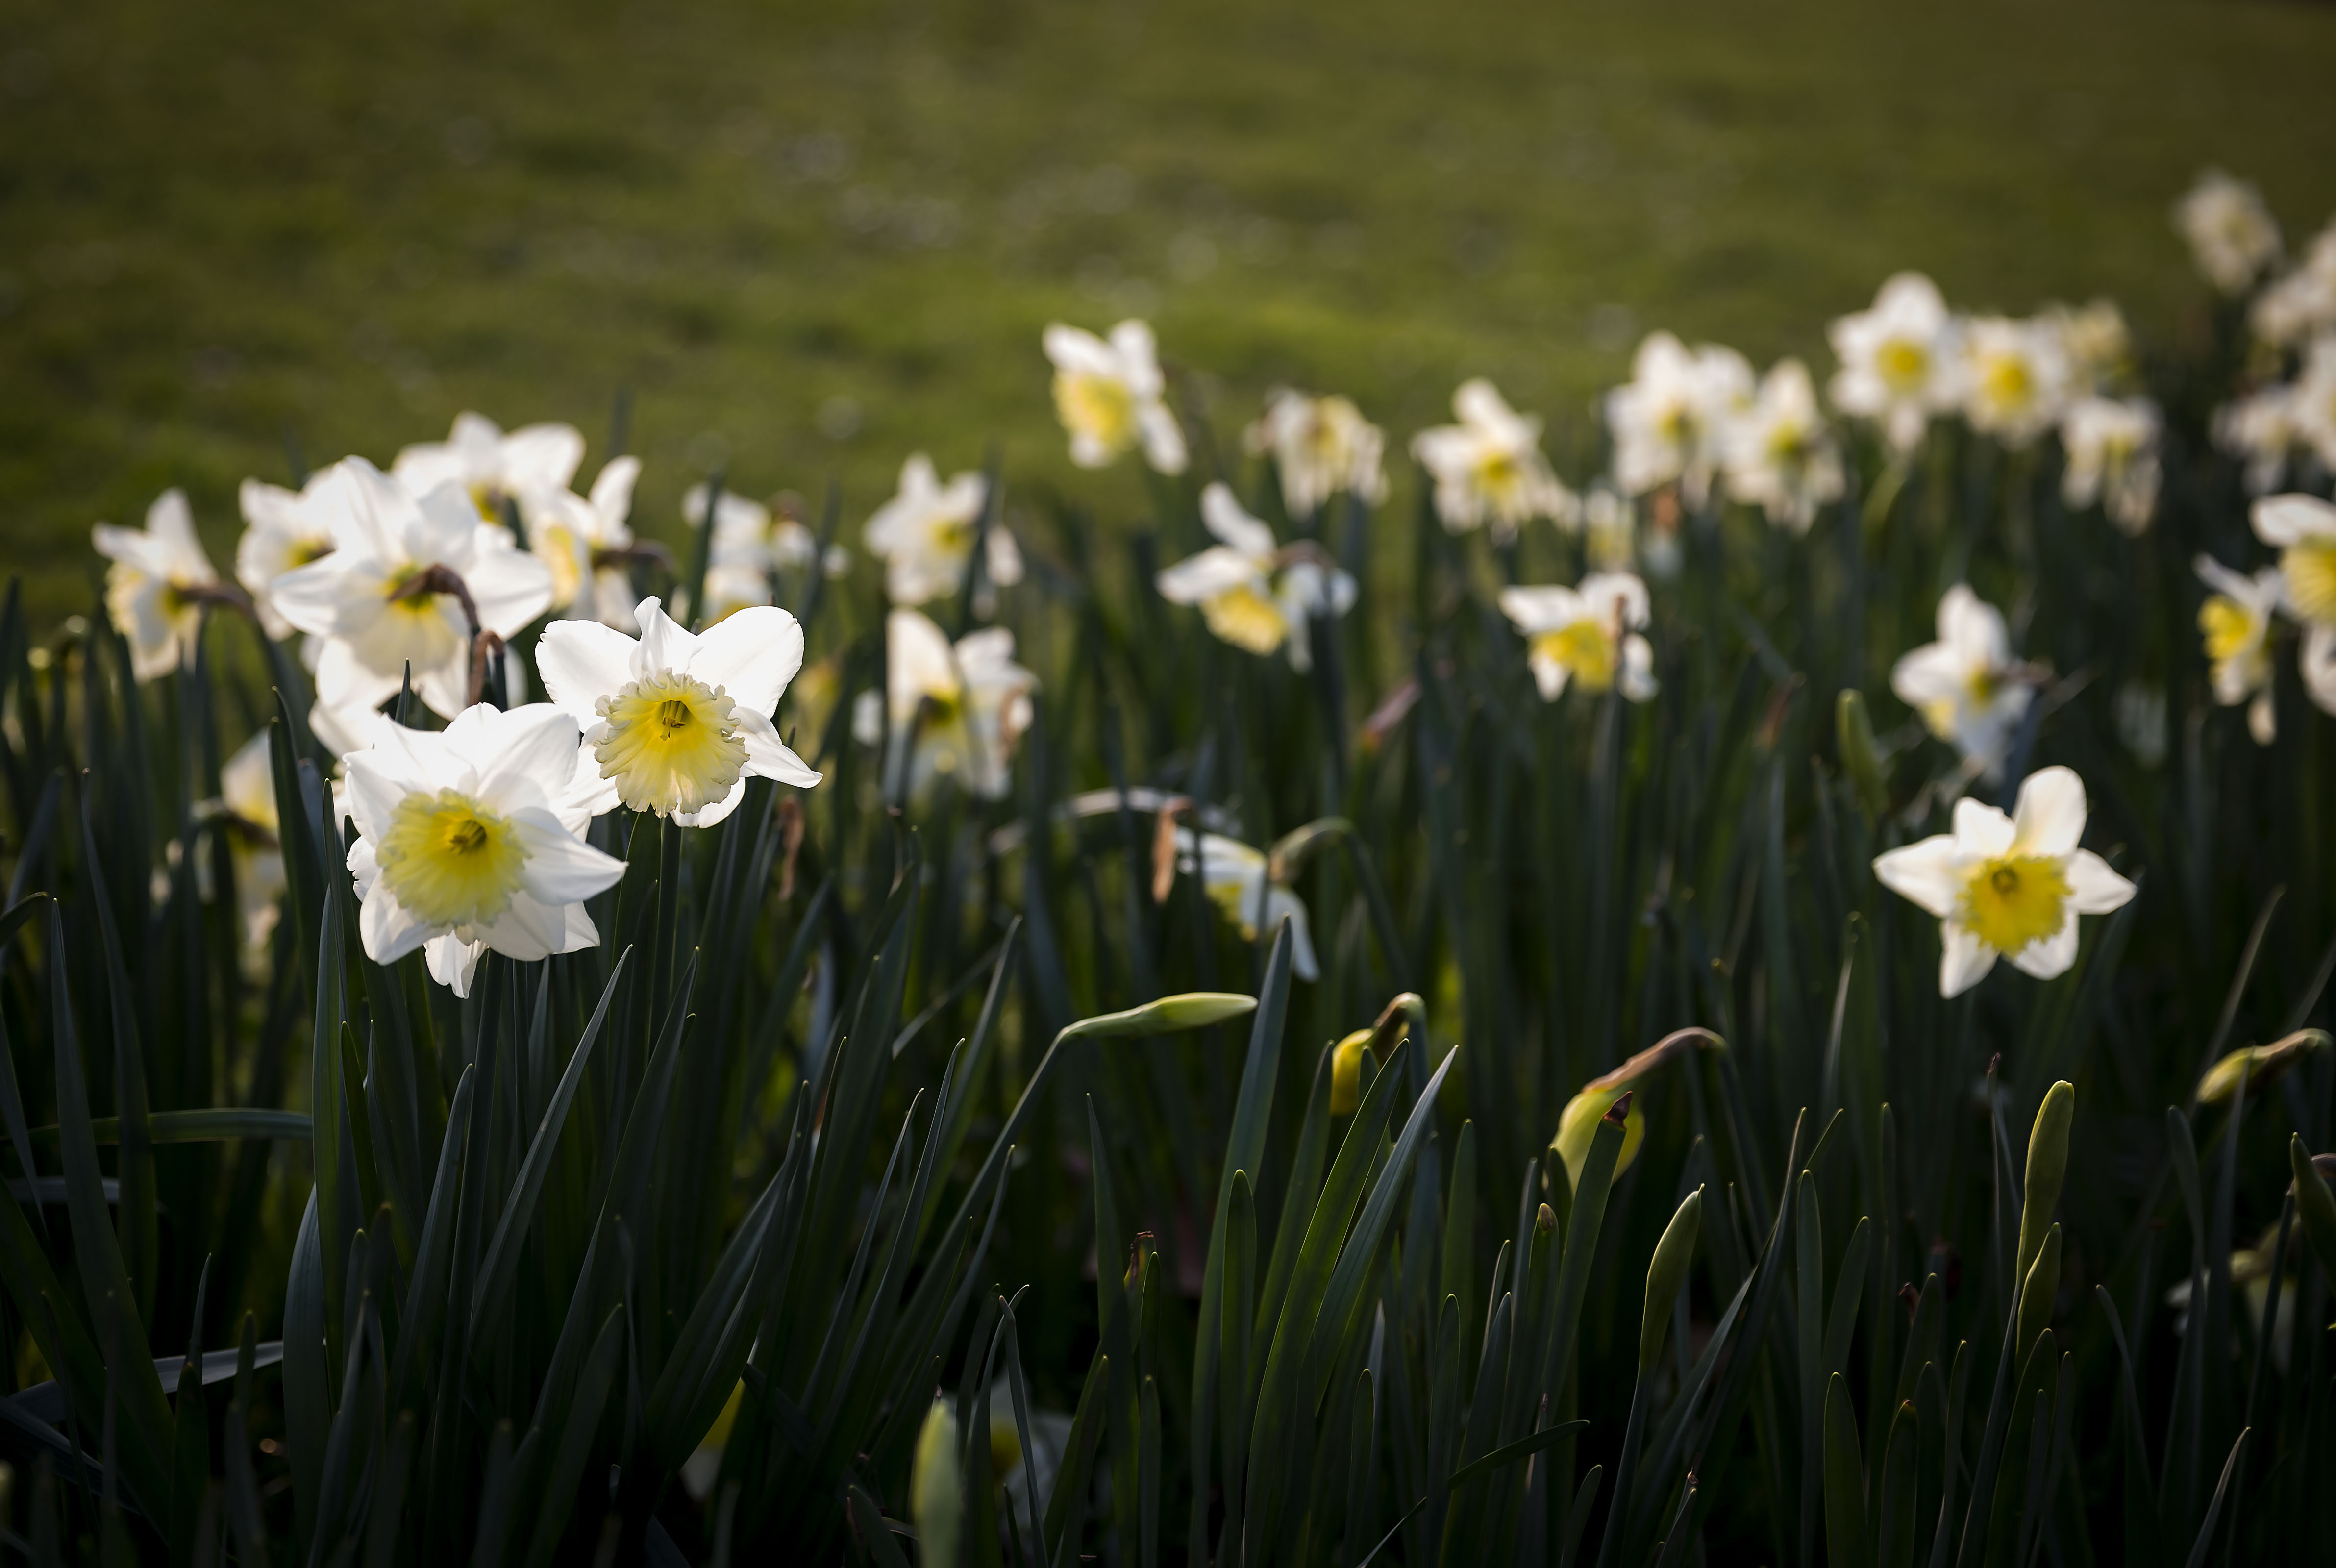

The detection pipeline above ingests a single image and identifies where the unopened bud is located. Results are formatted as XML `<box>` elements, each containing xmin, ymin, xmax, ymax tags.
<box><xmin>911</xmin><ymin>1400</ymin><xmax>961</xmax><ymax>1568</ymax></box>
<box><xmin>1331</xmin><ymin>1029</ymin><xmax>1372</xmax><ymax>1116</ymax></box>
<box><xmin>1061</xmin><ymin>992</ymin><xmax>1258</xmax><ymax>1043</ymax></box>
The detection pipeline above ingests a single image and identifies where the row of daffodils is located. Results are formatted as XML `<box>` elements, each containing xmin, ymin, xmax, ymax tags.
<box><xmin>88</xmin><ymin>170</ymin><xmax>2336</xmax><ymax>1000</ymax></box>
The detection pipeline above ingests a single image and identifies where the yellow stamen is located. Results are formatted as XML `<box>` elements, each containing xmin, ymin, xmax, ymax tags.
<box><xmin>595</xmin><ymin>672</ymin><xmax>748</xmax><ymax>816</ymax></box>
<box><xmin>1200</xmin><ymin>584</ymin><xmax>1290</xmax><ymax>656</ymax></box>
<box><xmin>1979</xmin><ymin>353</ymin><xmax>2034</xmax><ymax>414</ymax></box>
<box><xmin>1474</xmin><ymin>450</ymin><xmax>1522</xmax><ymax>506</ymax></box>
<box><xmin>377</xmin><ymin>790</ymin><xmax>528</xmax><ymax>928</ymax></box>
<box><xmin>2198</xmin><ymin>596</ymin><xmax>2260</xmax><ymax>663</ymax></box>
<box><xmin>2279</xmin><ymin>542</ymin><xmax>2336</xmax><ymax>626</ymax></box>
<box><xmin>1531</xmin><ymin>621</ymin><xmax>1618</xmax><ymax>691</ymax></box>
<box><xmin>1054</xmin><ymin>372</ymin><xmax>1137</xmax><ymax>455</ymax></box>
<box><xmin>1958</xmin><ymin>854</ymin><xmax>2070</xmax><ymax>955</ymax></box>
<box><xmin>1876</xmin><ymin>339</ymin><xmax>1928</xmax><ymax>393</ymax></box>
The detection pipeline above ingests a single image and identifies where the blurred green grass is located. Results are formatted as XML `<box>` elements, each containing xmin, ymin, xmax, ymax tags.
<box><xmin>3</xmin><ymin>0</ymin><xmax>2334</xmax><ymax>624</ymax></box>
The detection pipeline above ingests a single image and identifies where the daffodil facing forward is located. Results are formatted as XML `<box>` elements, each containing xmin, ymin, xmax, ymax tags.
<box><xmin>1957</xmin><ymin>316</ymin><xmax>2072</xmax><ymax>448</ymax></box>
<box><xmin>1889</xmin><ymin>585</ymin><xmax>2033</xmax><ymax>780</ymax></box>
<box><xmin>1173</xmin><ymin>829</ymin><xmax>1319</xmax><ymax>982</ymax></box>
<box><xmin>1244</xmin><ymin>388</ymin><xmax>1387</xmax><ymax>520</ymax></box>
<box><xmin>864</xmin><ymin>453</ymin><xmax>1023</xmax><ymax>607</ymax></box>
<box><xmin>344</xmin><ymin>703</ymin><xmax>626</xmax><ymax>996</ymax></box>
<box><xmin>530</xmin><ymin>457</ymin><xmax>647</xmax><ymax>630</ymax></box>
<box><xmin>237</xmin><ymin>472</ymin><xmax>340</xmax><ymax>640</ymax></box>
<box><xmin>392</xmin><ymin>411</ymin><xmax>585</xmax><ymax>527</ymax></box>
<box><xmin>1498</xmin><ymin>572</ymin><xmax>1657</xmax><ymax>703</ymax></box>
<box><xmin>93</xmin><ymin>490</ymin><xmax>225</xmax><ymax>682</ymax></box>
<box><xmin>1043</xmin><ymin>320</ymin><xmax>1187</xmax><ymax>475</ymax></box>
<box><xmin>1412</xmin><ymin>379</ymin><xmax>1577</xmax><ymax>542</ymax></box>
<box><xmin>1721</xmin><ymin>357</ymin><xmax>1844</xmax><ymax>534</ymax></box>
<box><xmin>860</xmin><ymin>608</ymin><xmax>1039</xmax><ymax>802</ymax></box>
<box><xmin>2059</xmin><ymin>397</ymin><xmax>2162</xmax><ymax>535</ymax></box>
<box><xmin>2173</xmin><ymin>169</ymin><xmax>2282</xmax><ymax>296</ymax></box>
<box><xmin>2192</xmin><ymin>555</ymin><xmax>2283</xmax><ymax>744</ymax></box>
<box><xmin>1828</xmin><ymin>272</ymin><xmax>1962</xmax><ymax>453</ymax></box>
<box><xmin>1873</xmin><ymin>765</ymin><xmax>2136</xmax><ymax>998</ymax></box>
<box><xmin>536</xmin><ymin>596</ymin><xmax>820</xmax><ymax>826</ymax></box>
<box><xmin>1605</xmin><ymin>334</ymin><xmax>1751</xmax><ymax>508</ymax></box>
<box><xmin>1155</xmin><ymin>484</ymin><xmax>1356</xmax><ymax>671</ymax></box>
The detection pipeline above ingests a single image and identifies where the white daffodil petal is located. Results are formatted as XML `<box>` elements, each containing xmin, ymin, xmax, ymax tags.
<box><xmin>425</xmin><ymin>934</ymin><xmax>485</xmax><ymax>997</ymax></box>
<box><xmin>535</xmin><ymin>619</ymin><xmax>642</xmax><ymax>725</ymax></box>
<box><xmin>687</xmin><ymin>606</ymin><xmax>806</xmax><ymax>715</ymax></box>
<box><xmin>738</xmin><ymin>708</ymin><xmax>823</xmax><ymax>789</ymax></box>
<box><xmin>2008</xmin><ymin>912</ymin><xmax>2083</xmax><ymax>980</ymax></box>
<box><xmin>2010</xmin><ymin>766</ymin><xmax>2088</xmax><ymax>857</ymax></box>
<box><xmin>360</xmin><ymin>883</ymin><xmax>435</xmax><ymax>967</ymax></box>
<box><xmin>1940</xmin><ymin>923</ymin><xmax>1998</xmax><ymax>998</ymax></box>
<box><xmin>2062</xmin><ymin>849</ymin><xmax>2137</xmax><ymax>914</ymax></box>
<box><xmin>1872</xmin><ymin>834</ymin><xmax>1966</xmax><ymax>918</ymax></box>
<box><xmin>505</xmin><ymin>809</ymin><xmax>626</xmax><ymax>904</ymax></box>
<box><xmin>1950</xmin><ymin>797</ymin><xmax>2018</xmax><ymax>858</ymax></box>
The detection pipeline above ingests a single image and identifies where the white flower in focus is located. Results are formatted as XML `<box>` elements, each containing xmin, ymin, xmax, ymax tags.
<box><xmin>237</xmin><ymin>473</ymin><xmax>340</xmax><ymax>640</ymax></box>
<box><xmin>537</xmin><ymin>596</ymin><xmax>820</xmax><ymax>827</ymax></box>
<box><xmin>864</xmin><ymin>454</ymin><xmax>1022</xmax><ymax>607</ymax></box>
<box><xmin>1244</xmin><ymin>388</ymin><xmax>1387</xmax><ymax>519</ymax></box>
<box><xmin>2213</xmin><ymin>383</ymin><xmax>2299</xmax><ymax>495</ymax></box>
<box><xmin>93</xmin><ymin>490</ymin><xmax>222</xmax><ymax>682</ymax></box>
<box><xmin>2252</xmin><ymin>492</ymin><xmax>2336</xmax><ymax>715</ymax></box>
<box><xmin>1043</xmin><ymin>320</ymin><xmax>1187</xmax><ymax>475</ymax></box>
<box><xmin>2250</xmin><ymin>224</ymin><xmax>2336</xmax><ymax>348</ymax></box>
<box><xmin>270</xmin><ymin>459</ymin><xmax>555</xmax><ymax>720</ymax></box>
<box><xmin>1497</xmin><ymin>572</ymin><xmax>1658</xmax><ymax>703</ymax></box>
<box><xmin>2174</xmin><ymin>170</ymin><xmax>2283</xmax><ymax>296</ymax></box>
<box><xmin>1174</xmin><ymin>829</ymin><xmax>1318</xmax><ymax>981</ymax></box>
<box><xmin>2284</xmin><ymin>336</ymin><xmax>2336</xmax><ymax>473</ymax></box>
<box><xmin>1722</xmin><ymin>358</ymin><xmax>1845</xmax><ymax>534</ymax></box>
<box><xmin>392</xmin><ymin>412</ymin><xmax>585</xmax><ymax>525</ymax></box>
<box><xmin>530</xmin><ymin>458</ymin><xmax>644</xmax><ymax>630</ymax></box>
<box><xmin>2192</xmin><ymin>555</ymin><xmax>2284</xmax><ymax>744</ymax></box>
<box><xmin>1958</xmin><ymin>316</ymin><xmax>2072</xmax><ymax>448</ymax></box>
<box><xmin>1890</xmin><ymin>585</ymin><xmax>2033</xmax><ymax>780</ymax></box>
<box><xmin>2059</xmin><ymin>397</ymin><xmax>2162</xmax><ymax>535</ymax></box>
<box><xmin>1156</xmin><ymin>484</ymin><xmax>1357</xmax><ymax>671</ymax></box>
<box><xmin>870</xmin><ymin>609</ymin><xmax>1039</xmax><ymax>801</ymax></box>
<box><xmin>343</xmin><ymin>703</ymin><xmax>626</xmax><ymax>996</ymax></box>
<box><xmin>219</xmin><ymin>729</ymin><xmax>288</xmax><ymax>952</ymax></box>
<box><xmin>1872</xmin><ymin>766</ymin><xmax>2136</xmax><ymax>997</ymax></box>
<box><xmin>1828</xmin><ymin>273</ymin><xmax>1962</xmax><ymax>452</ymax></box>
<box><xmin>1411</xmin><ymin>378</ymin><xmax>1577</xmax><ymax>542</ymax></box>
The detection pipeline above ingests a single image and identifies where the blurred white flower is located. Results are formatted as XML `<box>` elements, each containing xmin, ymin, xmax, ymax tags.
<box><xmin>1497</xmin><ymin>572</ymin><xmax>1657</xmax><ymax>703</ymax></box>
<box><xmin>864</xmin><ymin>609</ymin><xmax>1038</xmax><ymax>801</ymax></box>
<box><xmin>1412</xmin><ymin>378</ymin><xmax>1577</xmax><ymax>542</ymax></box>
<box><xmin>1582</xmin><ymin>486</ymin><xmax>1636</xmax><ymax>572</ymax></box>
<box><xmin>864</xmin><ymin>454</ymin><xmax>1022</xmax><ymax>607</ymax></box>
<box><xmin>237</xmin><ymin>473</ymin><xmax>340</xmax><ymax>640</ymax></box>
<box><xmin>2284</xmin><ymin>335</ymin><xmax>2336</xmax><ymax>472</ymax></box>
<box><xmin>1044</xmin><ymin>320</ymin><xmax>1187</xmax><ymax>474</ymax></box>
<box><xmin>1958</xmin><ymin>316</ymin><xmax>2072</xmax><ymax>448</ymax></box>
<box><xmin>2192</xmin><ymin>555</ymin><xmax>2284</xmax><ymax>744</ymax></box>
<box><xmin>392</xmin><ymin>412</ymin><xmax>585</xmax><ymax>525</ymax></box>
<box><xmin>1872</xmin><ymin>766</ymin><xmax>2135</xmax><ymax>997</ymax></box>
<box><xmin>343</xmin><ymin>703</ymin><xmax>625</xmax><ymax>996</ymax></box>
<box><xmin>269</xmin><ymin>458</ymin><xmax>555</xmax><ymax>720</ymax></box>
<box><xmin>93</xmin><ymin>489</ymin><xmax>221</xmax><ymax>682</ymax></box>
<box><xmin>1722</xmin><ymin>358</ymin><xmax>1845</xmax><ymax>534</ymax></box>
<box><xmin>682</xmin><ymin>484</ymin><xmax>850</xmax><ymax>625</ymax></box>
<box><xmin>219</xmin><ymin>729</ymin><xmax>287</xmax><ymax>952</ymax></box>
<box><xmin>2250</xmin><ymin>223</ymin><xmax>2336</xmax><ymax>348</ymax></box>
<box><xmin>1156</xmin><ymin>484</ymin><xmax>1356</xmax><ymax>671</ymax></box>
<box><xmin>1890</xmin><ymin>585</ymin><xmax>2032</xmax><ymax>779</ymax></box>
<box><xmin>1828</xmin><ymin>272</ymin><xmax>1962</xmax><ymax>452</ymax></box>
<box><xmin>536</xmin><ymin>596</ymin><xmax>820</xmax><ymax>827</ymax></box>
<box><xmin>2059</xmin><ymin>396</ymin><xmax>2162</xmax><ymax>535</ymax></box>
<box><xmin>1244</xmin><ymin>388</ymin><xmax>1387</xmax><ymax>519</ymax></box>
<box><xmin>2043</xmin><ymin>299</ymin><xmax>2136</xmax><ymax>395</ymax></box>
<box><xmin>2252</xmin><ymin>492</ymin><xmax>2336</xmax><ymax>715</ymax></box>
<box><xmin>2213</xmin><ymin>381</ymin><xmax>2300</xmax><ymax>495</ymax></box>
<box><xmin>1606</xmin><ymin>333</ymin><xmax>1751</xmax><ymax>506</ymax></box>
<box><xmin>530</xmin><ymin>457</ymin><xmax>644</xmax><ymax>630</ymax></box>
<box><xmin>1174</xmin><ymin>829</ymin><xmax>1318</xmax><ymax>981</ymax></box>
<box><xmin>2174</xmin><ymin>171</ymin><xmax>2282</xmax><ymax>296</ymax></box>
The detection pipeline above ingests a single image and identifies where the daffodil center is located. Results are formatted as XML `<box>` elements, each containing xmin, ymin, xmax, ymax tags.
<box><xmin>594</xmin><ymin>672</ymin><xmax>748</xmax><ymax>816</ymax></box>
<box><xmin>287</xmin><ymin>537</ymin><xmax>334</xmax><ymax>569</ymax></box>
<box><xmin>2280</xmin><ymin>542</ymin><xmax>2336</xmax><ymax>626</ymax></box>
<box><xmin>1475</xmin><ymin>450</ymin><xmax>1522</xmax><ymax>500</ymax></box>
<box><xmin>1980</xmin><ymin>353</ymin><xmax>2034</xmax><ymax>412</ymax></box>
<box><xmin>1532</xmin><ymin>622</ymin><xmax>1618</xmax><ymax>691</ymax></box>
<box><xmin>2199</xmin><ymin>596</ymin><xmax>2262</xmax><ymax>663</ymax></box>
<box><xmin>377</xmin><ymin>789</ymin><xmax>529</xmax><ymax>929</ymax></box>
<box><xmin>1877</xmin><ymin>339</ymin><xmax>1928</xmax><ymax>393</ymax></box>
<box><xmin>1959</xmin><ymin>853</ymin><xmax>2070</xmax><ymax>955</ymax></box>
<box><xmin>1201</xmin><ymin>583</ymin><xmax>1292</xmax><ymax>656</ymax></box>
<box><xmin>1056</xmin><ymin>372</ymin><xmax>1137</xmax><ymax>452</ymax></box>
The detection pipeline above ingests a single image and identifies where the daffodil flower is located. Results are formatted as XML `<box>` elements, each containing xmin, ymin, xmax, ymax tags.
<box><xmin>2283</xmin><ymin>336</ymin><xmax>2336</xmax><ymax>475</ymax></box>
<box><xmin>2249</xmin><ymin>223</ymin><xmax>2336</xmax><ymax>348</ymax></box>
<box><xmin>1043</xmin><ymin>320</ymin><xmax>1187</xmax><ymax>475</ymax></box>
<box><xmin>2173</xmin><ymin>169</ymin><xmax>2282</xmax><ymax>296</ymax></box>
<box><xmin>237</xmin><ymin>473</ymin><xmax>340</xmax><ymax>640</ymax></box>
<box><xmin>1872</xmin><ymin>765</ymin><xmax>2136</xmax><ymax>998</ymax></box>
<box><xmin>93</xmin><ymin>490</ymin><xmax>226</xmax><ymax>682</ymax></box>
<box><xmin>864</xmin><ymin>453</ymin><xmax>1023</xmax><ymax>607</ymax></box>
<box><xmin>1550</xmin><ymin>1027</ymin><xmax>1720</xmax><ymax>1191</ymax></box>
<box><xmin>1155</xmin><ymin>484</ymin><xmax>1356</xmax><ymax>671</ymax></box>
<box><xmin>1721</xmin><ymin>357</ymin><xmax>1845</xmax><ymax>534</ymax></box>
<box><xmin>1497</xmin><ymin>572</ymin><xmax>1657</xmax><ymax>703</ymax></box>
<box><xmin>1889</xmin><ymin>585</ymin><xmax>2033</xmax><ymax>780</ymax></box>
<box><xmin>681</xmin><ymin>484</ymin><xmax>849</xmax><ymax>624</ymax></box>
<box><xmin>859</xmin><ymin>608</ymin><xmax>1038</xmax><ymax>802</ymax></box>
<box><xmin>1958</xmin><ymin>316</ymin><xmax>2072</xmax><ymax>448</ymax></box>
<box><xmin>271</xmin><ymin>458</ymin><xmax>555</xmax><ymax>720</ymax></box>
<box><xmin>1606</xmin><ymin>334</ymin><xmax>1752</xmax><ymax>508</ymax></box>
<box><xmin>1173</xmin><ymin>829</ymin><xmax>1318</xmax><ymax>981</ymax></box>
<box><xmin>529</xmin><ymin>457</ymin><xmax>646</xmax><ymax>630</ymax></box>
<box><xmin>212</xmin><ymin>729</ymin><xmax>289</xmax><ymax>953</ymax></box>
<box><xmin>2044</xmin><ymin>299</ymin><xmax>2136</xmax><ymax>396</ymax></box>
<box><xmin>536</xmin><ymin>596</ymin><xmax>820</xmax><ymax>826</ymax></box>
<box><xmin>2193</xmin><ymin>556</ymin><xmax>2283</xmax><ymax>744</ymax></box>
<box><xmin>343</xmin><ymin>703</ymin><xmax>627</xmax><ymax>996</ymax></box>
<box><xmin>2251</xmin><ymin>493</ymin><xmax>2336</xmax><ymax>716</ymax></box>
<box><xmin>2214</xmin><ymin>382</ymin><xmax>2300</xmax><ymax>495</ymax></box>
<box><xmin>391</xmin><ymin>411</ymin><xmax>585</xmax><ymax>526</ymax></box>
<box><xmin>2059</xmin><ymin>397</ymin><xmax>2162</xmax><ymax>535</ymax></box>
<box><xmin>1411</xmin><ymin>378</ymin><xmax>1577</xmax><ymax>542</ymax></box>
<box><xmin>1245</xmin><ymin>388</ymin><xmax>1387</xmax><ymax>520</ymax></box>
<box><xmin>1828</xmin><ymin>272</ymin><xmax>1962</xmax><ymax>453</ymax></box>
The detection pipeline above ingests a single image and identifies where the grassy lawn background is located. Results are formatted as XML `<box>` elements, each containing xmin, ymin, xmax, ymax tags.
<box><xmin>3</xmin><ymin>0</ymin><xmax>2334</xmax><ymax>626</ymax></box>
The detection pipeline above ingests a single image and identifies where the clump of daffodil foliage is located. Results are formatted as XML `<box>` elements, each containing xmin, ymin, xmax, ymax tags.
<box><xmin>2</xmin><ymin>167</ymin><xmax>2333</xmax><ymax>1565</ymax></box>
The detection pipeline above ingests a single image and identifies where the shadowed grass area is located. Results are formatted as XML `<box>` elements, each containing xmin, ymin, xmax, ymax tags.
<box><xmin>2</xmin><ymin>0</ymin><xmax>2334</xmax><ymax>622</ymax></box>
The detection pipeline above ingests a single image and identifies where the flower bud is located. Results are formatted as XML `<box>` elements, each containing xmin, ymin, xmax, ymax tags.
<box><xmin>1061</xmin><ymin>991</ymin><xmax>1258</xmax><ymax>1042</ymax></box>
<box><xmin>1331</xmin><ymin>1028</ymin><xmax>1373</xmax><ymax>1116</ymax></box>
<box><xmin>911</xmin><ymin>1400</ymin><xmax>961</xmax><ymax>1568</ymax></box>
<box><xmin>2195</xmin><ymin>1029</ymin><xmax>2329</xmax><ymax>1103</ymax></box>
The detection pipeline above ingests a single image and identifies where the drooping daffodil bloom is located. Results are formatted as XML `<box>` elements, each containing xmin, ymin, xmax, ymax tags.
<box><xmin>391</xmin><ymin>411</ymin><xmax>585</xmax><ymax>526</ymax></box>
<box><xmin>1043</xmin><ymin>320</ymin><xmax>1187</xmax><ymax>475</ymax></box>
<box><xmin>1889</xmin><ymin>585</ymin><xmax>2033</xmax><ymax>780</ymax></box>
<box><xmin>856</xmin><ymin>608</ymin><xmax>1038</xmax><ymax>802</ymax></box>
<box><xmin>1873</xmin><ymin>765</ymin><xmax>2137</xmax><ymax>998</ymax></box>
<box><xmin>2059</xmin><ymin>397</ymin><xmax>2162</xmax><ymax>535</ymax></box>
<box><xmin>1244</xmin><ymin>388</ymin><xmax>1387</xmax><ymax>520</ymax></box>
<box><xmin>1721</xmin><ymin>357</ymin><xmax>1845</xmax><ymax>534</ymax></box>
<box><xmin>2173</xmin><ymin>169</ymin><xmax>2283</xmax><ymax>297</ymax></box>
<box><xmin>1412</xmin><ymin>378</ymin><xmax>1577</xmax><ymax>542</ymax></box>
<box><xmin>1173</xmin><ymin>829</ymin><xmax>1319</xmax><ymax>982</ymax></box>
<box><xmin>236</xmin><ymin>473</ymin><xmax>340</xmax><ymax>640</ymax></box>
<box><xmin>1498</xmin><ymin>572</ymin><xmax>1657</xmax><ymax>703</ymax></box>
<box><xmin>530</xmin><ymin>457</ymin><xmax>645</xmax><ymax>630</ymax></box>
<box><xmin>343</xmin><ymin>702</ymin><xmax>627</xmax><ymax>996</ymax></box>
<box><xmin>218</xmin><ymin>728</ymin><xmax>288</xmax><ymax>953</ymax></box>
<box><xmin>2252</xmin><ymin>492</ymin><xmax>2336</xmax><ymax>715</ymax></box>
<box><xmin>1828</xmin><ymin>272</ymin><xmax>1963</xmax><ymax>453</ymax></box>
<box><xmin>1957</xmin><ymin>316</ymin><xmax>2072</xmax><ymax>448</ymax></box>
<box><xmin>270</xmin><ymin>458</ymin><xmax>555</xmax><ymax>720</ymax></box>
<box><xmin>93</xmin><ymin>489</ymin><xmax>224</xmax><ymax>682</ymax></box>
<box><xmin>2192</xmin><ymin>556</ymin><xmax>2283</xmax><ymax>745</ymax></box>
<box><xmin>535</xmin><ymin>596</ymin><xmax>820</xmax><ymax>827</ymax></box>
<box><xmin>864</xmin><ymin>454</ymin><xmax>1023</xmax><ymax>607</ymax></box>
<box><xmin>1155</xmin><ymin>483</ymin><xmax>1356</xmax><ymax>671</ymax></box>
<box><xmin>1550</xmin><ymin>1027</ymin><xmax>1721</xmax><ymax>1192</ymax></box>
